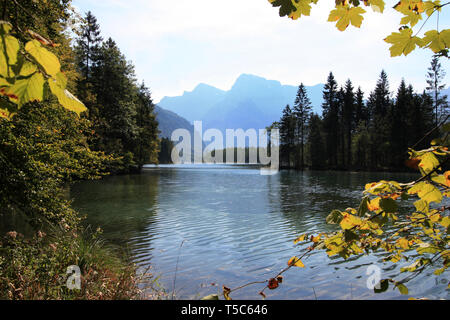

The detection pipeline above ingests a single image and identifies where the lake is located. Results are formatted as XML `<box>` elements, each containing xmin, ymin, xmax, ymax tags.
<box><xmin>70</xmin><ymin>165</ymin><xmax>449</xmax><ymax>300</ymax></box>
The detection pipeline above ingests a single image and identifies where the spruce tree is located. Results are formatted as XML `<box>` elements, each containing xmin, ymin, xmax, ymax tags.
<box><xmin>322</xmin><ymin>72</ymin><xmax>340</xmax><ymax>168</ymax></box>
<box><xmin>342</xmin><ymin>79</ymin><xmax>355</xmax><ymax>168</ymax></box>
<box><xmin>280</xmin><ymin>105</ymin><xmax>296</xmax><ymax>167</ymax></box>
<box><xmin>366</xmin><ymin>70</ymin><xmax>392</xmax><ymax>169</ymax></box>
<box><xmin>75</xmin><ymin>11</ymin><xmax>103</xmax><ymax>82</ymax></box>
<box><xmin>134</xmin><ymin>83</ymin><xmax>160</xmax><ymax>168</ymax></box>
<box><xmin>293</xmin><ymin>83</ymin><xmax>312</xmax><ymax>169</ymax></box>
<box><xmin>426</xmin><ymin>56</ymin><xmax>448</xmax><ymax>125</ymax></box>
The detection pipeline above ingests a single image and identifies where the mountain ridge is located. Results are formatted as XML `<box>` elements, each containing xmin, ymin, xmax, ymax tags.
<box><xmin>158</xmin><ymin>74</ymin><xmax>325</xmax><ymax>132</ymax></box>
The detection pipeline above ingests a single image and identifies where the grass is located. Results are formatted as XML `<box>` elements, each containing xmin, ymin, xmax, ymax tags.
<box><xmin>0</xmin><ymin>224</ymin><xmax>164</xmax><ymax>300</ymax></box>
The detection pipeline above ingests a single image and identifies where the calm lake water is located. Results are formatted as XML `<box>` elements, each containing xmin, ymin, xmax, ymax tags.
<box><xmin>70</xmin><ymin>165</ymin><xmax>449</xmax><ymax>300</ymax></box>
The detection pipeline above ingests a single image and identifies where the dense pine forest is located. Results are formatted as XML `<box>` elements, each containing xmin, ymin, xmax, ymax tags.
<box><xmin>276</xmin><ymin>65</ymin><xmax>449</xmax><ymax>171</ymax></box>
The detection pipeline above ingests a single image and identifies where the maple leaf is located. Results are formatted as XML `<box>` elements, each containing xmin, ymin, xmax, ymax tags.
<box><xmin>328</xmin><ymin>5</ymin><xmax>366</xmax><ymax>31</ymax></box>
<box><xmin>384</xmin><ymin>28</ymin><xmax>423</xmax><ymax>57</ymax></box>
<box><xmin>289</xmin><ymin>0</ymin><xmax>313</xmax><ymax>19</ymax></box>
<box><xmin>421</xmin><ymin>29</ymin><xmax>450</xmax><ymax>53</ymax></box>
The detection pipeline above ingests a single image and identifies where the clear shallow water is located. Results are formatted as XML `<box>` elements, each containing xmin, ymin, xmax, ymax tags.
<box><xmin>70</xmin><ymin>165</ymin><xmax>449</xmax><ymax>300</ymax></box>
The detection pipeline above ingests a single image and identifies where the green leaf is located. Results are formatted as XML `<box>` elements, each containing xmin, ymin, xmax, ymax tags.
<box><xmin>418</xmin><ymin>152</ymin><xmax>440</xmax><ymax>174</ymax></box>
<box><xmin>384</xmin><ymin>28</ymin><xmax>423</xmax><ymax>57</ymax></box>
<box><xmin>0</xmin><ymin>34</ymin><xmax>20</xmax><ymax>77</ymax></box>
<box><xmin>343</xmin><ymin>229</ymin><xmax>359</xmax><ymax>242</ymax></box>
<box><xmin>288</xmin><ymin>0</ymin><xmax>313</xmax><ymax>19</ymax></box>
<box><xmin>395</xmin><ymin>282</ymin><xmax>409</xmax><ymax>295</ymax></box>
<box><xmin>357</xmin><ymin>196</ymin><xmax>370</xmax><ymax>217</ymax></box>
<box><xmin>0</xmin><ymin>21</ymin><xmax>12</xmax><ymax>35</ymax></box>
<box><xmin>380</xmin><ymin>198</ymin><xmax>398</xmax><ymax>213</ymax></box>
<box><xmin>416</xmin><ymin>242</ymin><xmax>440</xmax><ymax>255</ymax></box>
<box><xmin>268</xmin><ymin>0</ymin><xmax>297</xmax><ymax>17</ymax></box>
<box><xmin>422</xmin><ymin>29</ymin><xmax>450</xmax><ymax>53</ymax></box>
<box><xmin>328</xmin><ymin>5</ymin><xmax>366</xmax><ymax>31</ymax></box>
<box><xmin>25</xmin><ymin>40</ymin><xmax>60</xmax><ymax>77</ymax></box>
<box><xmin>414</xmin><ymin>199</ymin><xmax>429</xmax><ymax>213</ymax></box>
<box><xmin>408</xmin><ymin>181</ymin><xmax>442</xmax><ymax>204</ymax></box>
<box><xmin>374</xmin><ymin>279</ymin><xmax>389</xmax><ymax>293</ymax></box>
<box><xmin>48</xmin><ymin>78</ymin><xmax>87</xmax><ymax>115</ymax></box>
<box><xmin>367</xmin><ymin>0</ymin><xmax>385</xmax><ymax>13</ymax></box>
<box><xmin>5</xmin><ymin>72</ymin><xmax>44</xmax><ymax>106</ymax></box>
<box><xmin>18</xmin><ymin>61</ymin><xmax>38</xmax><ymax>77</ymax></box>
<box><xmin>326</xmin><ymin>209</ymin><xmax>343</xmax><ymax>224</ymax></box>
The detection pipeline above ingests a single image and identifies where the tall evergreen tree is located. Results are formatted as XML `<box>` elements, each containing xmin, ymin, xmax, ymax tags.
<box><xmin>354</xmin><ymin>87</ymin><xmax>367</xmax><ymax>125</ymax></box>
<box><xmin>279</xmin><ymin>105</ymin><xmax>296</xmax><ymax>167</ymax></box>
<box><xmin>426</xmin><ymin>56</ymin><xmax>448</xmax><ymax>125</ymax></box>
<box><xmin>342</xmin><ymin>79</ymin><xmax>355</xmax><ymax>167</ymax></box>
<box><xmin>90</xmin><ymin>38</ymin><xmax>140</xmax><ymax>169</ymax></box>
<box><xmin>390</xmin><ymin>79</ymin><xmax>413</xmax><ymax>168</ymax></box>
<box><xmin>293</xmin><ymin>83</ymin><xmax>312</xmax><ymax>169</ymax></box>
<box><xmin>322</xmin><ymin>72</ymin><xmax>340</xmax><ymax>168</ymax></box>
<box><xmin>134</xmin><ymin>83</ymin><xmax>160</xmax><ymax>168</ymax></box>
<box><xmin>75</xmin><ymin>11</ymin><xmax>103</xmax><ymax>82</ymax></box>
<box><xmin>366</xmin><ymin>70</ymin><xmax>392</xmax><ymax>169</ymax></box>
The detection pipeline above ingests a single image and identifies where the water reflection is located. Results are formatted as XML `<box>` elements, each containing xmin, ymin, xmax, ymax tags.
<box><xmin>70</xmin><ymin>166</ymin><xmax>448</xmax><ymax>300</ymax></box>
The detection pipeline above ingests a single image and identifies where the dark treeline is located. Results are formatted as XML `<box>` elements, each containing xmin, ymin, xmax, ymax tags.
<box><xmin>0</xmin><ymin>2</ymin><xmax>161</xmax><ymax>299</ymax></box>
<box><xmin>275</xmin><ymin>62</ymin><xmax>448</xmax><ymax>171</ymax></box>
<box><xmin>74</xmin><ymin>12</ymin><xmax>160</xmax><ymax>172</ymax></box>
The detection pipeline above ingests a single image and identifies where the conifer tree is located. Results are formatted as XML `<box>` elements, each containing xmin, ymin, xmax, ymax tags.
<box><xmin>293</xmin><ymin>83</ymin><xmax>312</xmax><ymax>169</ymax></box>
<box><xmin>426</xmin><ymin>56</ymin><xmax>448</xmax><ymax>125</ymax></box>
<box><xmin>322</xmin><ymin>72</ymin><xmax>340</xmax><ymax>168</ymax></box>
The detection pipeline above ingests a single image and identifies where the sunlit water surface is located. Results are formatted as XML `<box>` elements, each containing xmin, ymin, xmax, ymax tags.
<box><xmin>70</xmin><ymin>165</ymin><xmax>449</xmax><ymax>300</ymax></box>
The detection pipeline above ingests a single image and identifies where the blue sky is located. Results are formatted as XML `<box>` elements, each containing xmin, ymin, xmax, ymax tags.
<box><xmin>72</xmin><ymin>0</ymin><xmax>449</xmax><ymax>102</ymax></box>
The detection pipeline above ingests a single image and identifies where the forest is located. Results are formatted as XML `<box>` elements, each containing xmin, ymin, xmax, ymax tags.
<box><xmin>276</xmin><ymin>65</ymin><xmax>449</xmax><ymax>171</ymax></box>
<box><xmin>0</xmin><ymin>1</ymin><xmax>160</xmax><ymax>299</ymax></box>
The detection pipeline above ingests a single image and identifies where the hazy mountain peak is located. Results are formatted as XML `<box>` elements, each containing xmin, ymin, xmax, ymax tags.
<box><xmin>231</xmin><ymin>73</ymin><xmax>282</xmax><ymax>92</ymax></box>
<box><xmin>158</xmin><ymin>73</ymin><xmax>325</xmax><ymax>132</ymax></box>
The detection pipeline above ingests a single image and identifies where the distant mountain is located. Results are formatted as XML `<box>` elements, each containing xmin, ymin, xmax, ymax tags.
<box><xmin>158</xmin><ymin>74</ymin><xmax>324</xmax><ymax>133</ymax></box>
<box><xmin>154</xmin><ymin>105</ymin><xmax>193</xmax><ymax>138</ymax></box>
<box><xmin>158</xmin><ymin>83</ymin><xmax>226</xmax><ymax>123</ymax></box>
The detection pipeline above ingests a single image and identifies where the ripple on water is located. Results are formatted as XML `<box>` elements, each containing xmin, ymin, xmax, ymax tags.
<box><xmin>71</xmin><ymin>168</ymin><xmax>449</xmax><ymax>300</ymax></box>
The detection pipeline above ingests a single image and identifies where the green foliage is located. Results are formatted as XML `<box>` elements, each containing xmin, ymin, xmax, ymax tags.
<box><xmin>267</xmin><ymin>0</ymin><xmax>450</xmax><ymax>57</ymax></box>
<box><xmin>74</xmin><ymin>16</ymin><xmax>160</xmax><ymax>172</ymax></box>
<box><xmin>0</xmin><ymin>21</ymin><xmax>87</xmax><ymax>119</ymax></box>
<box><xmin>278</xmin><ymin>68</ymin><xmax>437</xmax><ymax>171</ymax></box>
<box><xmin>0</xmin><ymin>102</ymin><xmax>111</xmax><ymax>227</ymax></box>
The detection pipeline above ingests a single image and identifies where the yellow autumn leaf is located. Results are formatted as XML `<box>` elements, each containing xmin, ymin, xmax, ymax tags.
<box><xmin>421</xmin><ymin>29</ymin><xmax>450</xmax><ymax>53</ymax></box>
<box><xmin>328</xmin><ymin>5</ymin><xmax>366</xmax><ymax>31</ymax></box>
<box><xmin>367</xmin><ymin>197</ymin><xmax>381</xmax><ymax>212</ymax></box>
<box><xmin>293</xmin><ymin>233</ymin><xmax>307</xmax><ymax>244</ymax></box>
<box><xmin>288</xmin><ymin>256</ymin><xmax>305</xmax><ymax>267</ymax></box>
<box><xmin>366</xmin><ymin>0</ymin><xmax>385</xmax><ymax>13</ymax></box>
<box><xmin>408</xmin><ymin>181</ymin><xmax>442</xmax><ymax>204</ymax></box>
<box><xmin>397</xmin><ymin>238</ymin><xmax>410</xmax><ymax>249</ymax></box>
<box><xmin>289</xmin><ymin>0</ymin><xmax>313</xmax><ymax>19</ymax></box>
<box><xmin>384</xmin><ymin>28</ymin><xmax>424</xmax><ymax>57</ymax></box>
<box><xmin>340</xmin><ymin>213</ymin><xmax>362</xmax><ymax>229</ymax></box>
<box><xmin>4</xmin><ymin>72</ymin><xmax>44</xmax><ymax>106</ymax></box>
<box><xmin>25</xmin><ymin>40</ymin><xmax>61</xmax><ymax>77</ymax></box>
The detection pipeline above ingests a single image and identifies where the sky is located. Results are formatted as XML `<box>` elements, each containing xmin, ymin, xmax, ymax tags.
<box><xmin>71</xmin><ymin>0</ymin><xmax>449</xmax><ymax>102</ymax></box>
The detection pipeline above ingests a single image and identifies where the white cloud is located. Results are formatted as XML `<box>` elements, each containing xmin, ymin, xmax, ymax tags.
<box><xmin>72</xmin><ymin>0</ymin><xmax>449</xmax><ymax>101</ymax></box>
